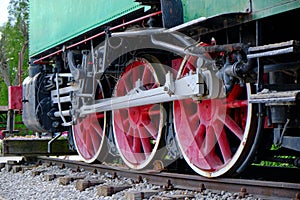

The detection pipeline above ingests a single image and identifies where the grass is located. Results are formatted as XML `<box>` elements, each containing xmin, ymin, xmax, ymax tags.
<box><xmin>252</xmin><ymin>145</ymin><xmax>297</xmax><ymax>168</ymax></box>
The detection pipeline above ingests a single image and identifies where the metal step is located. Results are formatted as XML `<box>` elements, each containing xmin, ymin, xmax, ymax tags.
<box><xmin>247</xmin><ymin>40</ymin><xmax>300</xmax><ymax>59</ymax></box>
<box><xmin>249</xmin><ymin>89</ymin><xmax>300</xmax><ymax>104</ymax></box>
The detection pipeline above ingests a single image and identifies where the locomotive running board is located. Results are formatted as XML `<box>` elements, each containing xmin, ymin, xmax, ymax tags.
<box><xmin>247</xmin><ymin>40</ymin><xmax>300</xmax><ymax>59</ymax></box>
<box><xmin>249</xmin><ymin>89</ymin><xmax>300</xmax><ymax>104</ymax></box>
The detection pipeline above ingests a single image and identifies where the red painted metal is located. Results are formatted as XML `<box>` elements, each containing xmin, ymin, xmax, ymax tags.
<box><xmin>8</xmin><ymin>86</ymin><xmax>22</xmax><ymax>110</ymax></box>
<box><xmin>171</xmin><ymin>58</ymin><xmax>182</xmax><ymax>73</ymax></box>
<box><xmin>113</xmin><ymin>58</ymin><xmax>163</xmax><ymax>168</ymax></box>
<box><xmin>33</xmin><ymin>11</ymin><xmax>162</xmax><ymax>64</ymax></box>
<box><xmin>173</xmin><ymin>53</ymin><xmax>250</xmax><ymax>174</ymax></box>
<box><xmin>73</xmin><ymin>86</ymin><xmax>106</xmax><ymax>163</ymax></box>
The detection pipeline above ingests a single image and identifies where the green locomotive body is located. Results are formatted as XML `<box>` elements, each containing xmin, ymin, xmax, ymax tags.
<box><xmin>29</xmin><ymin>0</ymin><xmax>300</xmax><ymax>57</ymax></box>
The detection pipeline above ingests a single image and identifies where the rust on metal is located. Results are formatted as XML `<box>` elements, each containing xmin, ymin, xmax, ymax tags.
<box><xmin>293</xmin><ymin>192</ymin><xmax>300</xmax><ymax>200</ymax></box>
<box><xmin>199</xmin><ymin>183</ymin><xmax>206</xmax><ymax>192</ymax></box>
<box><xmin>136</xmin><ymin>175</ymin><xmax>143</xmax><ymax>183</ymax></box>
<box><xmin>93</xmin><ymin>168</ymin><xmax>98</xmax><ymax>174</ymax></box>
<box><xmin>111</xmin><ymin>172</ymin><xmax>118</xmax><ymax>179</ymax></box>
<box><xmin>72</xmin><ymin>166</ymin><xmax>80</xmax><ymax>172</ymax></box>
<box><xmin>164</xmin><ymin>179</ymin><xmax>174</xmax><ymax>191</ymax></box>
<box><xmin>59</xmin><ymin>163</ymin><xmax>65</xmax><ymax>169</ymax></box>
<box><xmin>153</xmin><ymin>160</ymin><xmax>165</xmax><ymax>171</ymax></box>
<box><xmin>239</xmin><ymin>187</ymin><xmax>248</xmax><ymax>198</ymax></box>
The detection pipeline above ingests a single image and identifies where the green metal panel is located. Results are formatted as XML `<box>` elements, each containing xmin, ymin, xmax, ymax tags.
<box><xmin>181</xmin><ymin>0</ymin><xmax>300</xmax><ymax>22</ymax></box>
<box><xmin>29</xmin><ymin>0</ymin><xmax>145</xmax><ymax>57</ymax></box>
<box><xmin>181</xmin><ymin>0</ymin><xmax>251</xmax><ymax>22</ymax></box>
<box><xmin>251</xmin><ymin>0</ymin><xmax>300</xmax><ymax>20</ymax></box>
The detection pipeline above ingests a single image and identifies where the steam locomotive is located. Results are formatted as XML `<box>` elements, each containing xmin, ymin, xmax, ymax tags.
<box><xmin>21</xmin><ymin>0</ymin><xmax>300</xmax><ymax>178</ymax></box>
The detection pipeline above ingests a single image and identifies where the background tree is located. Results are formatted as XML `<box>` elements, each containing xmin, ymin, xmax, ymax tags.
<box><xmin>0</xmin><ymin>0</ymin><xmax>28</xmax><ymax>106</ymax></box>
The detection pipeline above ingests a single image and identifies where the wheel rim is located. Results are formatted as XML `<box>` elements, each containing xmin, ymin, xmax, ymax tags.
<box><xmin>173</xmin><ymin>56</ymin><xmax>256</xmax><ymax>177</ymax></box>
<box><xmin>113</xmin><ymin>56</ymin><xmax>165</xmax><ymax>170</ymax></box>
<box><xmin>72</xmin><ymin>84</ymin><xmax>106</xmax><ymax>163</ymax></box>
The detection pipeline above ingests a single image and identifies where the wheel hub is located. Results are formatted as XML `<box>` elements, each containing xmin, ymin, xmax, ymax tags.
<box><xmin>112</xmin><ymin>55</ymin><xmax>166</xmax><ymax>170</ymax></box>
<box><xmin>129</xmin><ymin>107</ymin><xmax>141</xmax><ymax>126</ymax></box>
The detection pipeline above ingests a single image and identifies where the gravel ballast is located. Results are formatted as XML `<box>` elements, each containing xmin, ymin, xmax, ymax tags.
<box><xmin>0</xmin><ymin>160</ymin><xmax>263</xmax><ymax>200</ymax></box>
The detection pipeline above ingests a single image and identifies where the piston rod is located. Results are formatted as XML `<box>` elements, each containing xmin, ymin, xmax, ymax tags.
<box><xmin>53</xmin><ymin>70</ymin><xmax>219</xmax><ymax>118</ymax></box>
<box><xmin>78</xmin><ymin>70</ymin><xmax>222</xmax><ymax>116</ymax></box>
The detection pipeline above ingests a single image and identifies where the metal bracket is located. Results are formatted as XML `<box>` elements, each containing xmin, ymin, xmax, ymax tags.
<box><xmin>163</xmin><ymin>71</ymin><xmax>175</xmax><ymax>96</ymax></box>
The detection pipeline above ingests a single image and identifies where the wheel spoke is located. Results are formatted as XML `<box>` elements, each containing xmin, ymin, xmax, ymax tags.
<box><xmin>213</xmin><ymin>119</ymin><xmax>232</xmax><ymax>163</ymax></box>
<box><xmin>227</xmin><ymin>84</ymin><xmax>243</xmax><ymax>102</ymax></box>
<box><xmin>222</xmin><ymin>114</ymin><xmax>244</xmax><ymax>141</ymax></box>
<box><xmin>133</xmin><ymin>129</ymin><xmax>142</xmax><ymax>153</ymax></box>
<box><xmin>173</xmin><ymin>52</ymin><xmax>257</xmax><ymax>177</ymax></box>
<box><xmin>115</xmin><ymin>109</ymin><xmax>131</xmax><ymax>132</ymax></box>
<box><xmin>138</xmin><ymin>127</ymin><xmax>152</xmax><ymax>155</ymax></box>
<box><xmin>142</xmin><ymin>119</ymin><xmax>158</xmax><ymax>139</ymax></box>
<box><xmin>141</xmin><ymin>66</ymin><xmax>148</xmax><ymax>81</ymax></box>
<box><xmin>118</xmin><ymin>129</ymin><xmax>138</xmax><ymax>164</ymax></box>
<box><xmin>226</xmin><ymin>100</ymin><xmax>248</xmax><ymax>109</ymax></box>
<box><xmin>203</xmin><ymin>126</ymin><xmax>215</xmax><ymax>155</ymax></box>
<box><xmin>84</xmin><ymin>126</ymin><xmax>92</xmax><ymax>149</ymax></box>
<box><xmin>119</xmin><ymin>77</ymin><xmax>131</xmax><ymax>94</ymax></box>
<box><xmin>187</xmin><ymin>139</ymin><xmax>211</xmax><ymax>170</ymax></box>
<box><xmin>90</xmin><ymin>128</ymin><xmax>100</xmax><ymax>153</ymax></box>
<box><xmin>91</xmin><ymin>119</ymin><xmax>103</xmax><ymax>139</ymax></box>
<box><xmin>194</xmin><ymin>124</ymin><xmax>205</xmax><ymax>148</ymax></box>
<box><xmin>142</xmin><ymin>67</ymin><xmax>151</xmax><ymax>85</ymax></box>
<box><xmin>113</xmin><ymin>56</ymin><xmax>165</xmax><ymax>169</ymax></box>
<box><xmin>133</xmin><ymin>129</ymin><xmax>146</xmax><ymax>162</ymax></box>
<box><xmin>73</xmin><ymin>83</ymin><xmax>106</xmax><ymax>163</ymax></box>
<box><xmin>147</xmin><ymin>110</ymin><xmax>161</xmax><ymax>117</ymax></box>
<box><xmin>74</xmin><ymin>124</ymin><xmax>93</xmax><ymax>157</ymax></box>
<box><xmin>176</xmin><ymin>101</ymin><xmax>196</xmax><ymax>142</ymax></box>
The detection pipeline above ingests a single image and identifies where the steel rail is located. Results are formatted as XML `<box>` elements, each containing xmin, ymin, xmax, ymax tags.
<box><xmin>36</xmin><ymin>156</ymin><xmax>300</xmax><ymax>199</ymax></box>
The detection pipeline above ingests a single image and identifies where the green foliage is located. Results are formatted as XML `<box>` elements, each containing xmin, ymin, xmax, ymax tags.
<box><xmin>14</xmin><ymin>112</ymin><xmax>32</xmax><ymax>135</ymax></box>
<box><xmin>0</xmin><ymin>141</ymin><xmax>2</xmax><ymax>154</ymax></box>
<box><xmin>0</xmin><ymin>113</ymin><xmax>7</xmax><ymax>129</ymax></box>
<box><xmin>0</xmin><ymin>0</ymin><xmax>29</xmax><ymax>135</ymax></box>
<box><xmin>0</xmin><ymin>82</ymin><xmax>8</xmax><ymax>106</ymax></box>
<box><xmin>1</xmin><ymin>23</ymin><xmax>27</xmax><ymax>84</ymax></box>
<box><xmin>254</xmin><ymin>160</ymin><xmax>295</xmax><ymax>168</ymax></box>
<box><xmin>8</xmin><ymin>0</ymin><xmax>29</xmax><ymax>83</ymax></box>
<box><xmin>0</xmin><ymin>0</ymin><xmax>29</xmax><ymax>90</ymax></box>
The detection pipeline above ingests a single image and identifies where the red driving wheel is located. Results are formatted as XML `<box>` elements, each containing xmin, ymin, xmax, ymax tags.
<box><xmin>72</xmin><ymin>84</ymin><xmax>107</xmax><ymax>163</ymax></box>
<box><xmin>173</xmin><ymin>55</ymin><xmax>257</xmax><ymax>177</ymax></box>
<box><xmin>112</xmin><ymin>56</ymin><xmax>166</xmax><ymax>170</ymax></box>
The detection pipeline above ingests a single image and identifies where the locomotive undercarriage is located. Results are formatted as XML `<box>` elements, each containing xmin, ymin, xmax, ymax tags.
<box><xmin>23</xmin><ymin>14</ymin><xmax>300</xmax><ymax>177</ymax></box>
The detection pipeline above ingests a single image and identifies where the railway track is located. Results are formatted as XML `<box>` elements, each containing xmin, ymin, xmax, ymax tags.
<box><xmin>8</xmin><ymin>156</ymin><xmax>296</xmax><ymax>199</ymax></box>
